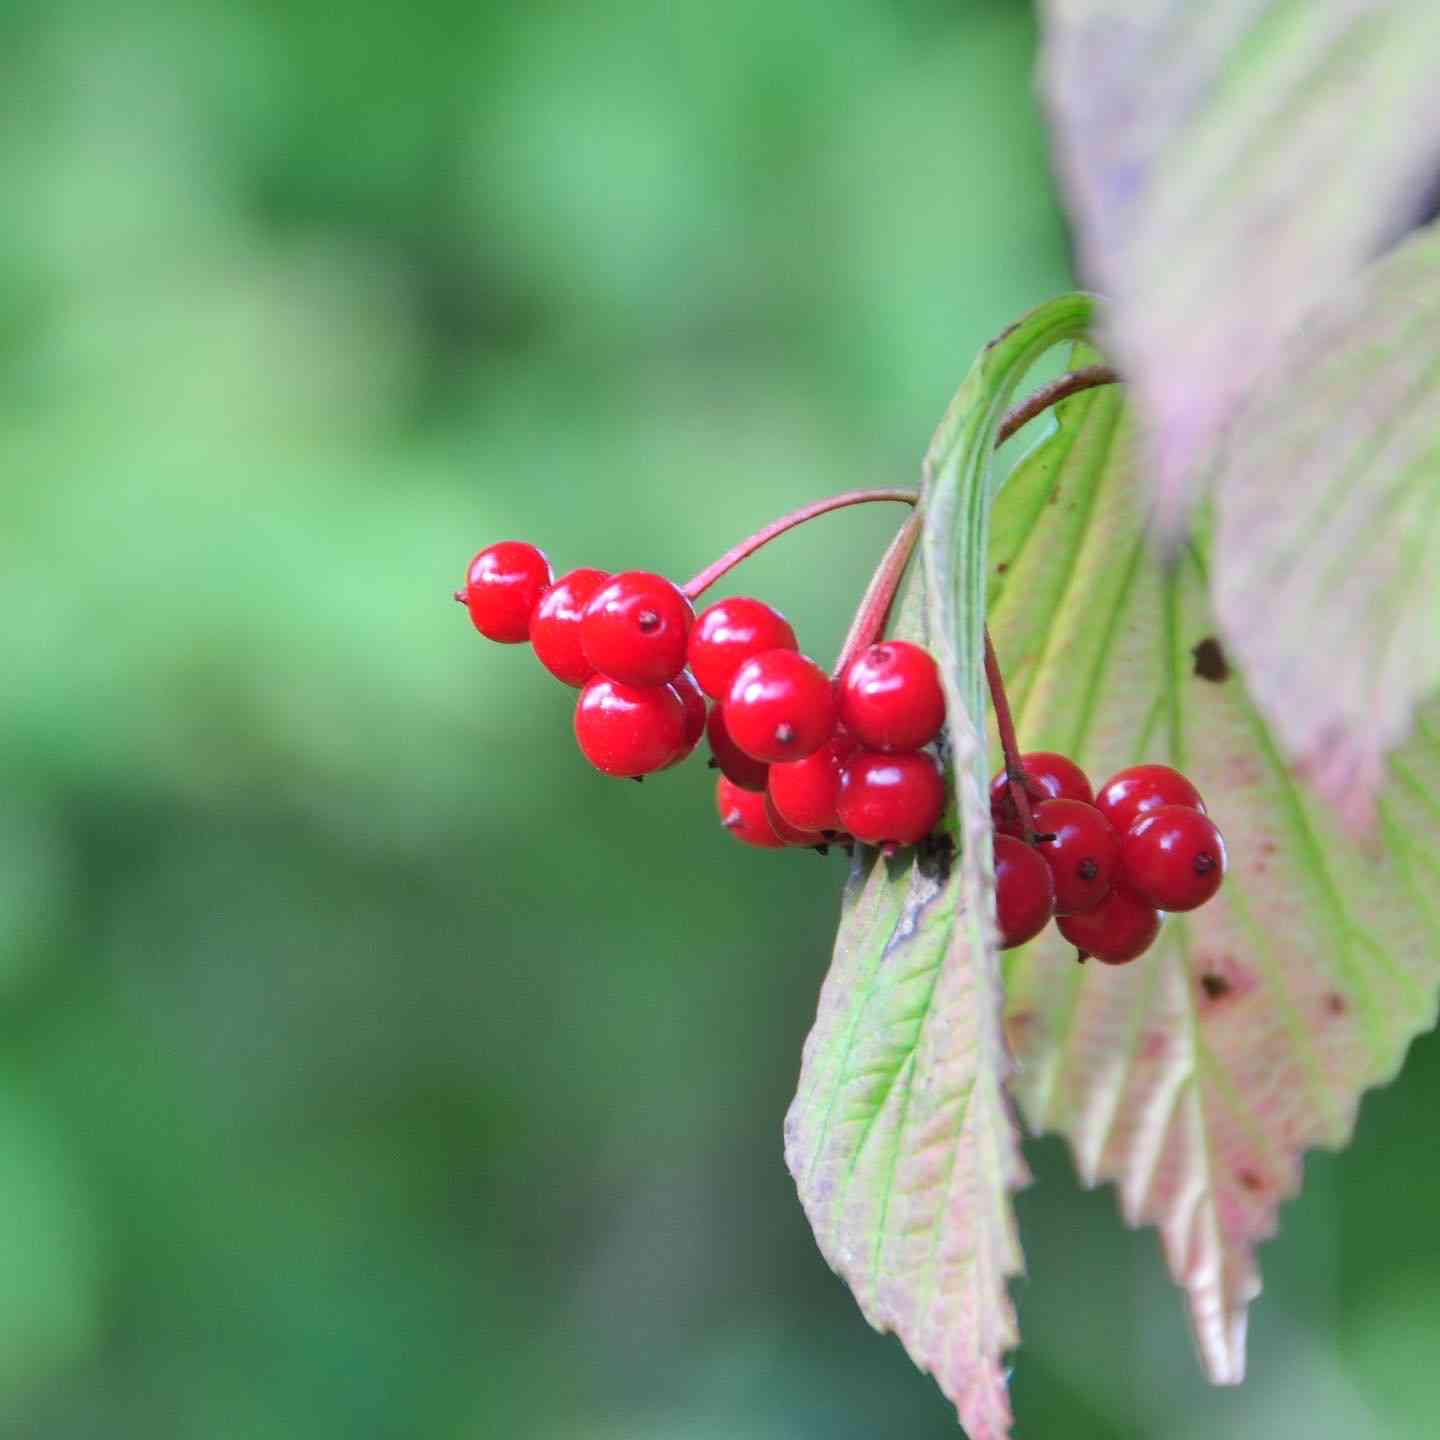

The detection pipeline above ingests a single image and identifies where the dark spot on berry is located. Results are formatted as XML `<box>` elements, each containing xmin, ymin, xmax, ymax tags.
<box><xmin>1073</xmin><ymin>949</ymin><xmax>1089</xmax><ymax>964</ymax></box>
<box><xmin>1324</xmin><ymin>991</ymin><xmax>1348</xmax><ymax>1016</ymax></box>
<box><xmin>1194</xmin><ymin>851</ymin><xmax>1216</xmax><ymax>875</ymax></box>
<box><xmin>1237</xmin><ymin>1168</ymin><xmax>1265</xmax><ymax>1193</ymax></box>
<box><xmin>1077</xmin><ymin>858</ymin><xmax>1099</xmax><ymax>881</ymax></box>
<box><xmin>812</xmin><ymin>844</ymin><xmax>830</xmax><ymax>857</ymax></box>
<box><xmin>1200</xmin><ymin>973</ymin><xmax>1230</xmax><ymax>1001</ymax></box>
<box><xmin>775</xmin><ymin>723</ymin><xmax>795</xmax><ymax>745</ymax></box>
<box><xmin>636</xmin><ymin>609</ymin><xmax>661</xmax><ymax>633</ymax></box>
<box><xmin>1192</xmin><ymin>636</ymin><xmax>1230</xmax><ymax>682</ymax></box>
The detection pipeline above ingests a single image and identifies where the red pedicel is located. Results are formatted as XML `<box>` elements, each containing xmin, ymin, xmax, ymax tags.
<box><xmin>716</xmin><ymin>777</ymin><xmax>786</xmax><ymax>849</ymax></box>
<box><xmin>724</xmin><ymin>649</ymin><xmax>836</xmax><ymax>764</ymax></box>
<box><xmin>837</xmin><ymin>640</ymin><xmax>946</xmax><ymax>752</ymax></box>
<box><xmin>1057</xmin><ymin>887</ymin><xmax>1163</xmax><ymax>965</ymax></box>
<box><xmin>1094</xmin><ymin>763</ymin><xmax>1206</xmax><ymax>834</ymax></box>
<box><xmin>580</xmin><ymin>571</ymin><xmax>694</xmax><ymax>686</ymax></box>
<box><xmin>1031</xmin><ymin>798</ymin><xmax>1120</xmax><ymax>916</ymax></box>
<box><xmin>465</xmin><ymin>541</ymin><xmax>553</xmax><ymax>643</ymax></box>
<box><xmin>989</xmin><ymin>751</ymin><xmax>1092</xmax><ymax>834</ymax></box>
<box><xmin>993</xmin><ymin>833</ymin><xmax>1055</xmax><ymax>949</ymax></box>
<box><xmin>687</xmin><ymin>597</ymin><xmax>798</xmax><ymax>700</ymax></box>
<box><xmin>1120</xmin><ymin>805</ymin><xmax>1227</xmax><ymax>912</ymax></box>
<box><xmin>573</xmin><ymin>677</ymin><xmax>685</xmax><ymax>778</ymax></box>
<box><xmin>835</xmin><ymin>750</ymin><xmax>945</xmax><ymax>848</ymax></box>
<box><xmin>529</xmin><ymin>567</ymin><xmax>609</xmax><ymax>685</ymax></box>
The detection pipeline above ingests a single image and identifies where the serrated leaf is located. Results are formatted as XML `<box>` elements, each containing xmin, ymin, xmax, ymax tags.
<box><xmin>1039</xmin><ymin>0</ymin><xmax>1440</xmax><ymax>539</ymax></box>
<box><xmin>785</xmin><ymin>297</ymin><xmax>1093</xmax><ymax>1439</ymax></box>
<box><xmin>988</xmin><ymin>375</ymin><xmax>1440</xmax><ymax>1385</ymax></box>
<box><xmin>1212</xmin><ymin>221</ymin><xmax>1440</xmax><ymax>834</ymax></box>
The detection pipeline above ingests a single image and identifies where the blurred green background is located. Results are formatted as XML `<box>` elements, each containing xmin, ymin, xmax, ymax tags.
<box><xmin>2</xmin><ymin>1</ymin><xmax>1438</xmax><ymax>1435</ymax></box>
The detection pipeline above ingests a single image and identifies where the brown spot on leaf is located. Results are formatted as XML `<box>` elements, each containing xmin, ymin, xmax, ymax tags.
<box><xmin>1200</xmin><ymin>973</ymin><xmax>1231</xmax><ymax>1001</ymax></box>
<box><xmin>1192</xmin><ymin>635</ymin><xmax>1230</xmax><ymax>682</ymax></box>
<box><xmin>1238</xmin><ymin>1168</ymin><xmax>1265</xmax><ymax>1194</ymax></box>
<box><xmin>1004</xmin><ymin>1009</ymin><xmax>1039</xmax><ymax>1055</ymax></box>
<box><xmin>996</xmin><ymin>562</ymin><xmax>1009</xmax><ymax>575</ymax></box>
<box><xmin>1324</xmin><ymin>991</ymin><xmax>1348</xmax><ymax>1017</ymax></box>
<box><xmin>1140</xmin><ymin>1030</ymin><xmax>1168</xmax><ymax>1061</ymax></box>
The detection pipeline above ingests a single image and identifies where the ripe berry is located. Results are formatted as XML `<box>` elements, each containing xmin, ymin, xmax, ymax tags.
<box><xmin>724</xmin><ymin>650</ymin><xmax>836</xmax><ymax>763</ymax></box>
<box><xmin>990</xmin><ymin>751</ymin><xmax>1092</xmax><ymax>834</ymax></box>
<box><xmin>836</xmin><ymin>750</ymin><xmax>945</xmax><ymax>847</ymax></box>
<box><xmin>993</xmin><ymin>833</ymin><xmax>1055</xmax><ymax>950</ymax></box>
<box><xmin>767</xmin><ymin>735</ymin><xmax>856</xmax><ymax>834</ymax></box>
<box><xmin>1031</xmin><ymin>798</ymin><xmax>1119</xmax><ymax>915</ymax></box>
<box><xmin>1057</xmin><ymin>887</ymin><xmax>1162</xmax><ymax>965</ymax></box>
<box><xmin>716</xmin><ymin>777</ymin><xmax>785</xmax><ymax>849</ymax></box>
<box><xmin>764</xmin><ymin>793</ymin><xmax>827</xmax><ymax>848</ymax></box>
<box><xmin>574</xmin><ymin>677</ymin><xmax>685</xmax><ymax>778</ymax></box>
<box><xmin>688</xmin><ymin>597</ymin><xmax>797</xmax><ymax>699</ymax></box>
<box><xmin>1094</xmin><ymin>763</ymin><xmax>1205</xmax><ymax>834</ymax></box>
<box><xmin>529</xmin><ymin>567</ymin><xmax>609</xmax><ymax>685</ymax></box>
<box><xmin>464</xmin><ymin>541</ymin><xmax>553</xmax><ymax>643</ymax></box>
<box><xmin>838</xmin><ymin>640</ymin><xmax>946</xmax><ymax>752</ymax></box>
<box><xmin>665</xmin><ymin>670</ymin><xmax>707</xmax><ymax>768</ymax></box>
<box><xmin>1120</xmin><ymin>805</ymin><xmax>1227</xmax><ymax>912</ymax></box>
<box><xmin>706</xmin><ymin>704</ymin><xmax>770</xmax><ymax>791</ymax></box>
<box><xmin>581</xmin><ymin>571</ymin><xmax>694</xmax><ymax>686</ymax></box>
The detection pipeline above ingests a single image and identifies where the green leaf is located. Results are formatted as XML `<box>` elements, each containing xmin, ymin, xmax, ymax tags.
<box><xmin>989</xmin><ymin>375</ymin><xmax>1440</xmax><ymax>1386</ymax></box>
<box><xmin>1212</xmin><ymin>221</ymin><xmax>1440</xmax><ymax>834</ymax></box>
<box><xmin>1038</xmin><ymin>0</ymin><xmax>1440</xmax><ymax>539</ymax></box>
<box><xmin>785</xmin><ymin>296</ymin><xmax>1093</xmax><ymax>1440</ymax></box>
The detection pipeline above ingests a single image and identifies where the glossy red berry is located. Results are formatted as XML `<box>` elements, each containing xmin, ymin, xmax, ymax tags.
<box><xmin>716</xmin><ymin>777</ymin><xmax>785</xmax><ymax>849</ymax></box>
<box><xmin>836</xmin><ymin>750</ymin><xmax>945</xmax><ymax>847</ymax></box>
<box><xmin>1057</xmin><ymin>887</ymin><xmax>1162</xmax><ymax>965</ymax></box>
<box><xmin>464</xmin><ymin>541</ymin><xmax>553</xmax><ymax>643</ymax></box>
<box><xmin>767</xmin><ymin>735</ymin><xmax>856</xmax><ymax>834</ymax></box>
<box><xmin>838</xmin><ymin>640</ymin><xmax>946</xmax><ymax>752</ymax></box>
<box><xmin>706</xmin><ymin>704</ymin><xmax>770</xmax><ymax>791</ymax></box>
<box><xmin>1031</xmin><ymin>798</ymin><xmax>1119</xmax><ymax>916</ymax></box>
<box><xmin>529</xmin><ymin>567</ymin><xmax>609</xmax><ymax>685</ymax></box>
<box><xmin>993</xmin><ymin>833</ymin><xmax>1055</xmax><ymax>949</ymax></box>
<box><xmin>688</xmin><ymin>597</ymin><xmax>797</xmax><ymax>700</ymax></box>
<box><xmin>574</xmin><ymin>677</ymin><xmax>685</xmax><ymax>778</ymax></box>
<box><xmin>990</xmin><ymin>751</ymin><xmax>1092</xmax><ymax>834</ymax></box>
<box><xmin>1120</xmin><ymin>805</ymin><xmax>1227</xmax><ymax>912</ymax></box>
<box><xmin>1094</xmin><ymin>763</ymin><xmax>1206</xmax><ymax>834</ymax></box>
<box><xmin>724</xmin><ymin>650</ymin><xmax>836</xmax><ymax>763</ymax></box>
<box><xmin>580</xmin><ymin>571</ymin><xmax>694</xmax><ymax>686</ymax></box>
<box><xmin>664</xmin><ymin>670</ymin><xmax>707</xmax><ymax>768</ymax></box>
<box><xmin>764</xmin><ymin>793</ymin><xmax>827</xmax><ymax>848</ymax></box>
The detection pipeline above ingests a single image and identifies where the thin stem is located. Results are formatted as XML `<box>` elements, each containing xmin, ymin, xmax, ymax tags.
<box><xmin>831</xmin><ymin>509</ymin><xmax>923</xmax><ymax>679</ymax></box>
<box><xmin>680</xmin><ymin>487</ymin><xmax>917</xmax><ymax>600</ymax></box>
<box><xmin>985</xmin><ymin>629</ymin><xmax>1036</xmax><ymax>842</ymax></box>
<box><xmin>994</xmin><ymin>363</ymin><xmax>1118</xmax><ymax>447</ymax></box>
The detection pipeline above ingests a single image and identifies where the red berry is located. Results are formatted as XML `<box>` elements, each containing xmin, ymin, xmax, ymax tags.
<box><xmin>1094</xmin><ymin>763</ymin><xmax>1206</xmax><ymax>834</ymax></box>
<box><xmin>1057</xmin><ymin>887</ymin><xmax>1162</xmax><ymax>965</ymax></box>
<box><xmin>716</xmin><ymin>777</ymin><xmax>785</xmax><ymax>849</ymax></box>
<box><xmin>688</xmin><ymin>597</ymin><xmax>798</xmax><ymax>700</ymax></box>
<box><xmin>989</xmin><ymin>751</ymin><xmax>1092</xmax><ymax>834</ymax></box>
<box><xmin>767</xmin><ymin>734</ymin><xmax>856</xmax><ymax>834</ymax></box>
<box><xmin>1031</xmin><ymin>798</ymin><xmax>1119</xmax><ymax>916</ymax></box>
<box><xmin>706</xmin><ymin>704</ymin><xmax>770</xmax><ymax>791</ymax></box>
<box><xmin>574</xmin><ymin>677</ymin><xmax>685</xmax><ymax>778</ymax></box>
<box><xmin>764</xmin><ymin>793</ymin><xmax>827</xmax><ymax>848</ymax></box>
<box><xmin>836</xmin><ymin>750</ymin><xmax>945</xmax><ymax>847</ymax></box>
<box><xmin>1120</xmin><ymin>805</ymin><xmax>1227</xmax><ymax>912</ymax></box>
<box><xmin>464</xmin><ymin>541</ymin><xmax>552</xmax><ymax>643</ymax></box>
<box><xmin>993</xmin><ymin>833</ymin><xmax>1055</xmax><ymax>950</ymax></box>
<box><xmin>724</xmin><ymin>650</ymin><xmax>836</xmax><ymax>763</ymax></box>
<box><xmin>581</xmin><ymin>571</ymin><xmax>694</xmax><ymax>686</ymax></box>
<box><xmin>529</xmin><ymin>567</ymin><xmax>609</xmax><ymax>685</ymax></box>
<box><xmin>659</xmin><ymin>670</ymin><xmax>707</xmax><ymax>769</ymax></box>
<box><xmin>838</xmin><ymin>640</ymin><xmax>946</xmax><ymax>752</ymax></box>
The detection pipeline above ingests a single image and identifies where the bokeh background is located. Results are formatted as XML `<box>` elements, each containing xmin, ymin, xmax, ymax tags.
<box><xmin>2</xmin><ymin>0</ymin><xmax>1438</xmax><ymax>1435</ymax></box>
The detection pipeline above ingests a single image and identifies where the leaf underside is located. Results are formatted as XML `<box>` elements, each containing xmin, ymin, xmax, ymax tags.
<box><xmin>990</xmin><ymin>377</ymin><xmax>1440</xmax><ymax>1385</ymax></box>
<box><xmin>1212</xmin><ymin>221</ymin><xmax>1440</xmax><ymax>834</ymax></box>
<box><xmin>1039</xmin><ymin>0</ymin><xmax>1440</xmax><ymax>539</ymax></box>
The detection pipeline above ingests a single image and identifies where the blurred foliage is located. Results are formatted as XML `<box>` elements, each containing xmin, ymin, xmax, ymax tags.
<box><xmin>0</xmin><ymin>0</ymin><xmax>1436</xmax><ymax>1436</ymax></box>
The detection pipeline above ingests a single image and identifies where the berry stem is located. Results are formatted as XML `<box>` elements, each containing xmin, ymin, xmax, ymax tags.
<box><xmin>681</xmin><ymin>488</ymin><xmax>918</xmax><ymax>600</ymax></box>
<box><xmin>831</xmin><ymin>508</ymin><xmax>924</xmax><ymax>679</ymax></box>
<box><xmin>984</xmin><ymin>629</ymin><xmax>1037</xmax><ymax>843</ymax></box>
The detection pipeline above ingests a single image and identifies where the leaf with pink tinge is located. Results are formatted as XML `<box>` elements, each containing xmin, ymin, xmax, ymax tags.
<box><xmin>1212</xmin><ymin>222</ymin><xmax>1440</xmax><ymax>834</ymax></box>
<box><xmin>987</xmin><ymin>376</ymin><xmax>1440</xmax><ymax>1384</ymax></box>
<box><xmin>1039</xmin><ymin>0</ymin><xmax>1440</xmax><ymax>540</ymax></box>
<box><xmin>786</xmin><ymin>296</ymin><xmax>1095</xmax><ymax>1438</ymax></box>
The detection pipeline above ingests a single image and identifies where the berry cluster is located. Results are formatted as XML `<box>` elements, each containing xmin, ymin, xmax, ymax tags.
<box><xmin>989</xmin><ymin>754</ymin><xmax>1226</xmax><ymax>964</ymax></box>
<box><xmin>460</xmin><ymin>541</ymin><xmax>949</xmax><ymax>850</ymax></box>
